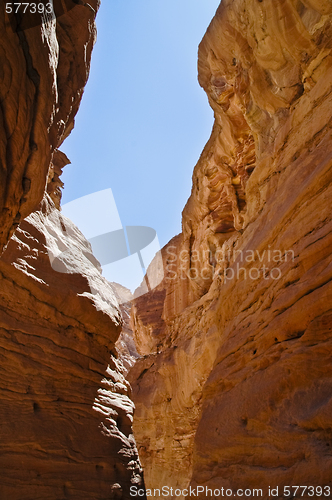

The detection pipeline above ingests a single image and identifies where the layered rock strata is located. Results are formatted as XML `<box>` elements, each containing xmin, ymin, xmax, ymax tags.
<box><xmin>129</xmin><ymin>0</ymin><xmax>332</xmax><ymax>496</ymax></box>
<box><xmin>0</xmin><ymin>195</ymin><xmax>144</xmax><ymax>498</ymax></box>
<box><xmin>0</xmin><ymin>1</ymin><xmax>98</xmax><ymax>252</ymax></box>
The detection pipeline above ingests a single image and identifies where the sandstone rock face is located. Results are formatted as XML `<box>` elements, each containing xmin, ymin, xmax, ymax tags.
<box><xmin>0</xmin><ymin>3</ymin><xmax>145</xmax><ymax>498</ymax></box>
<box><xmin>0</xmin><ymin>195</ymin><xmax>144</xmax><ymax>498</ymax></box>
<box><xmin>129</xmin><ymin>0</ymin><xmax>332</xmax><ymax>496</ymax></box>
<box><xmin>0</xmin><ymin>1</ymin><xmax>98</xmax><ymax>252</ymax></box>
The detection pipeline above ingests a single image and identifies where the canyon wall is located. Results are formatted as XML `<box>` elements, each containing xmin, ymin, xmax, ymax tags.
<box><xmin>0</xmin><ymin>3</ymin><xmax>144</xmax><ymax>498</ymax></box>
<box><xmin>129</xmin><ymin>0</ymin><xmax>332</xmax><ymax>496</ymax></box>
<box><xmin>0</xmin><ymin>0</ymin><xmax>97</xmax><ymax>251</ymax></box>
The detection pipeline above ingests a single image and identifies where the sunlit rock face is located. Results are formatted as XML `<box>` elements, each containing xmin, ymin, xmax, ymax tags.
<box><xmin>0</xmin><ymin>195</ymin><xmax>144</xmax><ymax>498</ymax></box>
<box><xmin>129</xmin><ymin>0</ymin><xmax>332</xmax><ymax>496</ymax></box>
<box><xmin>0</xmin><ymin>1</ymin><xmax>99</xmax><ymax>252</ymax></box>
<box><xmin>0</xmin><ymin>2</ymin><xmax>145</xmax><ymax>498</ymax></box>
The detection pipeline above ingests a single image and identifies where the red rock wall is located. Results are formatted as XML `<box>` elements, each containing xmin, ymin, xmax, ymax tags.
<box><xmin>129</xmin><ymin>0</ymin><xmax>332</xmax><ymax>496</ymax></box>
<box><xmin>0</xmin><ymin>196</ymin><xmax>144</xmax><ymax>498</ymax></box>
<box><xmin>0</xmin><ymin>2</ymin><xmax>98</xmax><ymax>251</ymax></box>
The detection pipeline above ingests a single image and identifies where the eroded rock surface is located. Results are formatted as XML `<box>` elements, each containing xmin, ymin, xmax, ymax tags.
<box><xmin>0</xmin><ymin>1</ymin><xmax>98</xmax><ymax>252</ymax></box>
<box><xmin>0</xmin><ymin>195</ymin><xmax>144</xmax><ymax>498</ymax></box>
<box><xmin>129</xmin><ymin>0</ymin><xmax>332</xmax><ymax>496</ymax></box>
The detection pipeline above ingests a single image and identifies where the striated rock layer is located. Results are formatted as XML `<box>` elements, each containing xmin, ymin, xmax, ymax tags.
<box><xmin>129</xmin><ymin>0</ymin><xmax>332</xmax><ymax>497</ymax></box>
<box><xmin>0</xmin><ymin>1</ymin><xmax>98</xmax><ymax>252</ymax></box>
<box><xmin>0</xmin><ymin>195</ymin><xmax>144</xmax><ymax>498</ymax></box>
<box><xmin>0</xmin><ymin>2</ymin><xmax>145</xmax><ymax>498</ymax></box>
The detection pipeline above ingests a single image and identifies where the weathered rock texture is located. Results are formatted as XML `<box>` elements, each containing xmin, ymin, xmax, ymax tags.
<box><xmin>0</xmin><ymin>1</ymin><xmax>98</xmax><ymax>252</ymax></box>
<box><xmin>0</xmin><ymin>3</ymin><xmax>145</xmax><ymax>498</ymax></box>
<box><xmin>0</xmin><ymin>195</ymin><xmax>144</xmax><ymax>498</ymax></box>
<box><xmin>129</xmin><ymin>0</ymin><xmax>332</xmax><ymax>496</ymax></box>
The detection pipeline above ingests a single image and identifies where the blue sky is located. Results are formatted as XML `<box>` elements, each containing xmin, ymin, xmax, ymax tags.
<box><xmin>61</xmin><ymin>0</ymin><xmax>220</xmax><ymax>290</ymax></box>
